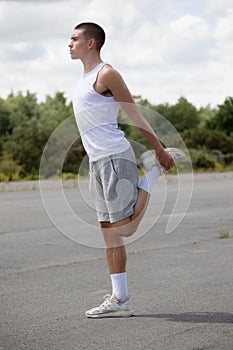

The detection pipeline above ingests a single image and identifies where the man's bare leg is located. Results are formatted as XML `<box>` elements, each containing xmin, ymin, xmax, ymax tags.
<box><xmin>99</xmin><ymin>164</ymin><xmax>161</xmax><ymax>303</ymax></box>
<box><xmin>99</xmin><ymin>189</ymin><xmax>148</xmax><ymax>304</ymax></box>
<box><xmin>101</xmin><ymin>224</ymin><xmax>126</xmax><ymax>274</ymax></box>
<box><xmin>102</xmin><ymin>188</ymin><xmax>150</xmax><ymax>242</ymax></box>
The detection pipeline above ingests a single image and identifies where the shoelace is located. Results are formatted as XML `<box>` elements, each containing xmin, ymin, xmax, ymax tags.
<box><xmin>101</xmin><ymin>294</ymin><xmax>112</xmax><ymax>308</ymax></box>
<box><xmin>100</xmin><ymin>294</ymin><xmax>120</xmax><ymax>308</ymax></box>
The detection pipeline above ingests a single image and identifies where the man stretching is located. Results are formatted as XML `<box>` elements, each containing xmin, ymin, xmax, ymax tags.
<box><xmin>69</xmin><ymin>22</ymin><xmax>185</xmax><ymax>318</ymax></box>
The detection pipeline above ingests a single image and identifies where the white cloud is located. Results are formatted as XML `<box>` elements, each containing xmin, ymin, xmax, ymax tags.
<box><xmin>170</xmin><ymin>15</ymin><xmax>209</xmax><ymax>35</ymax></box>
<box><xmin>214</xmin><ymin>8</ymin><xmax>233</xmax><ymax>41</ymax></box>
<box><xmin>204</xmin><ymin>0</ymin><xmax>233</xmax><ymax>14</ymax></box>
<box><xmin>159</xmin><ymin>15</ymin><xmax>211</xmax><ymax>64</ymax></box>
<box><xmin>0</xmin><ymin>42</ymin><xmax>46</xmax><ymax>62</ymax></box>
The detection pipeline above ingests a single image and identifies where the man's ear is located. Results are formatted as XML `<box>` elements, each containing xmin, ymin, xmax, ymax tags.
<box><xmin>88</xmin><ymin>38</ymin><xmax>96</xmax><ymax>49</ymax></box>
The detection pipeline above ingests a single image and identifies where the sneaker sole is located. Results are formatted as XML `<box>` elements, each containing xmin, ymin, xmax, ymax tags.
<box><xmin>86</xmin><ymin>309</ymin><xmax>134</xmax><ymax>318</ymax></box>
<box><xmin>166</xmin><ymin>148</ymin><xmax>186</xmax><ymax>161</ymax></box>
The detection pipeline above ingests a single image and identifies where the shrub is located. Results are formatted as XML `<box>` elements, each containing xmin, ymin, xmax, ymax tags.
<box><xmin>182</xmin><ymin>129</ymin><xmax>233</xmax><ymax>154</ymax></box>
<box><xmin>189</xmin><ymin>149</ymin><xmax>215</xmax><ymax>169</ymax></box>
<box><xmin>0</xmin><ymin>152</ymin><xmax>23</xmax><ymax>181</ymax></box>
<box><xmin>223</xmin><ymin>153</ymin><xmax>233</xmax><ymax>166</ymax></box>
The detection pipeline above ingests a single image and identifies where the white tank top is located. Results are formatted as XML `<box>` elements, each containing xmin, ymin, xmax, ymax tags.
<box><xmin>72</xmin><ymin>62</ymin><xmax>130</xmax><ymax>162</ymax></box>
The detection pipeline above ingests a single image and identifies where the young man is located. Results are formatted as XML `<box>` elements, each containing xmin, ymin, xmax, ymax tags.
<box><xmin>69</xmin><ymin>22</ymin><xmax>184</xmax><ymax>318</ymax></box>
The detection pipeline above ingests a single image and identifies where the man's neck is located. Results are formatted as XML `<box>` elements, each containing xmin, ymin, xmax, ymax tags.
<box><xmin>82</xmin><ymin>55</ymin><xmax>103</xmax><ymax>74</ymax></box>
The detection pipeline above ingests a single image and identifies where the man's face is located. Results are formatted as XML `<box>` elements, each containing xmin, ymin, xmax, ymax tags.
<box><xmin>69</xmin><ymin>29</ymin><xmax>89</xmax><ymax>60</ymax></box>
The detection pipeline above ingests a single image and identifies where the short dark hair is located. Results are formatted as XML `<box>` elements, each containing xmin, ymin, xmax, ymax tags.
<box><xmin>74</xmin><ymin>22</ymin><xmax>105</xmax><ymax>52</ymax></box>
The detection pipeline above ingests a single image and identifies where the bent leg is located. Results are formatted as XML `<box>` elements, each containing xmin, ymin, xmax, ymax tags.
<box><xmin>108</xmin><ymin>165</ymin><xmax>161</xmax><ymax>237</ymax></box>
<box><xmin>103</xmin><ymin>194</ymin><xmax>149</xmax><ymax>238</ymax></box>
<box><xmin>100</xmin><ymin>187</ymin><xmax>150</xmax><ymax>242</ymax></box>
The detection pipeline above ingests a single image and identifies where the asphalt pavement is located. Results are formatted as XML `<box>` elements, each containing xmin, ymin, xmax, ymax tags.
<box><xmin>0</xmin><ymin>172</ymin><xmax>233</xmax><ymax>350</ymax></box>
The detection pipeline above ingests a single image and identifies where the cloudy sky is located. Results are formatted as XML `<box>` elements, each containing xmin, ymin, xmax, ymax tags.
<box><xmin>0</xmin><ymin>0</ymin><xmax>233</xmax><ymax>108</ymax></box>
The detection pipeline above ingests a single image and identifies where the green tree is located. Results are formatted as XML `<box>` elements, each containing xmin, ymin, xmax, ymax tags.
<box><xmin>3</xmin><ymin>91</ymin><xmax>74</xmax><ymax>177</ymax></box>
<box><xmin>0</xmin><ymin>98</ymin><xmax>12</xmax><ymax>136</ymax></box>
<box><xmin>5</xmin><ymin>91</ymin><xmax>40</xmax><ymax>128</ymax></box>
<box><xmin>198</xmin><ymin>104</ymin><xmax>217</xmax><ymax>129</ymax></box>
<box><xmin>4</xmin><ymin>117</ymin><xmax>43</xmax><ymax>175</ymax></box>
<box><xmin>206</xmin><ymin>97</ymin><xmax>233</xmax><ymax>135</ymax></box>
<box><xmin>154</xmin><ymin>102</ymin><xmax>171</xmax><ymax>120</ymax></box>
<box><xmin>168</xmin><ymin>97</ymin><xmax>200</xmax><ymax>132</ymax></box>
<box><xmin>182</xmin><ymin>129</ymin><xmax>233</xmax><ymax>154</ymax></box>
<box><xmin>39</xmin><ymin>91</ymin><xmax>73</xmax><ymax>129</ymax></box>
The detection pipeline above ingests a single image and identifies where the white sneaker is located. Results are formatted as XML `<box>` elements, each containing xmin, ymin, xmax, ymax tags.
<box><xmin>85</xmin><ymin>294</ymin><xmax>134</xmax><ymax>318</ymax></box>
<box><xmin>166</xmin><ymin>147</ymin><xmax>187</xmax><ymax>161</ymax></box>
<box><xmin>140</xmin><ymin>147</ymin><xmax>186</xmax><ymax>171</ymax></box>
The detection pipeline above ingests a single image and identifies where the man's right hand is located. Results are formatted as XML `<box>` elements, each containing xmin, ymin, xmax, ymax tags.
<box><xmin>156</xmin><ymin>148</ymin><xmax>174</xmax><ymax>171</ymax></box>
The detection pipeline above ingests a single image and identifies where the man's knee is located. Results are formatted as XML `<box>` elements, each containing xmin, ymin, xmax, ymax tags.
<box><xmin>100</xmin><ymin>219</ymin><xmax>139</xmax><ymax>239</ymax></box>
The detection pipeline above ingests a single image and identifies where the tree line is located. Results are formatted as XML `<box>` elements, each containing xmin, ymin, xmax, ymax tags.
<box><xmin>0</xmin><ymin>91</ymin><xmax>232</xmax><ymax>181</ymax></box>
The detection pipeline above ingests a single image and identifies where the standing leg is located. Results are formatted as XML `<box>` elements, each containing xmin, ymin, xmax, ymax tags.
<box><xmin>102</xmin><ymin>223</ymin><xmax>126</xmax><ymax>274</ymax></box>
<box><xmin>85</xmin><ymin>223</ymin><xmax>133</xmax><ymax>318</ymax></box>
<box><xmin>101</xmin><ymin>222</ymin><xmax>129</xmax><ymax>302</ymax></box>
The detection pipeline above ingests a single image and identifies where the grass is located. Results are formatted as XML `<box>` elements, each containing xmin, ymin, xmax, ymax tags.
<box><xmin>217</xmin><ymin>229</ymin><xmax>232</xmax><ymax>239</ymax></box>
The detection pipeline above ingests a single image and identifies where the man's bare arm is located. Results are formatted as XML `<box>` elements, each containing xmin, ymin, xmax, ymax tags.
<box><xmin>99</xmin><ymin>66</ymin><xmax>173</xmax><ymax>170</ymax></box>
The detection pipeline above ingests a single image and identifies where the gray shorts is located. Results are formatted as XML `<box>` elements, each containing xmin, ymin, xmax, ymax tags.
<box><xmin>89</xmin><ymin>147</ymin><xmax>139</xmax><ymax>223</ymax></box>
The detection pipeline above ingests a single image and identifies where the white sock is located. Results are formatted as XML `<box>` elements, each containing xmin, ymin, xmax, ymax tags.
<box><xmin>138</xmin><ymin>165</ymin><xmax>161</xmax><ymax>194</ymax></box>
<box><xmin>110</xmin><ymin>272</ymin><xmax>128</xmax><ymax>302</ymax></box>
